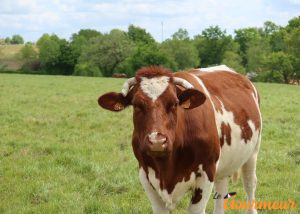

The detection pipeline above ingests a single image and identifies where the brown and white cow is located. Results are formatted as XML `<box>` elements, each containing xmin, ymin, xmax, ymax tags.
<box><xmin>98</xmin><ymin>65</ymin><xmax>262</xmax><ymax>214</ymax></box>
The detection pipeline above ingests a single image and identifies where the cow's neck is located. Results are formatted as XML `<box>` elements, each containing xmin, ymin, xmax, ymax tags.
<box><xmin>146</xmin><ymin>110</ymin><xmax>196</xmax><ymax>193</ymax></box>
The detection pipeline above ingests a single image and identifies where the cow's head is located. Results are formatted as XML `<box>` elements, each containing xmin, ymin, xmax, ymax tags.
<box><xmin>98</xmin><ymin>67</ymin><xmax>206</xmax><ymax>158</ymax></box>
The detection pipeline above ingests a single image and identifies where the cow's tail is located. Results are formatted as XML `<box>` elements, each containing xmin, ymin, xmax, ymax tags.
<box><xmin>232</xmin><ymin>168</ymin><xmax>241</xmax><ymax>184</ymax></box>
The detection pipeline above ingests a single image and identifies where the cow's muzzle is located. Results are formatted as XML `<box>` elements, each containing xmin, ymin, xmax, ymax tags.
<box><xmin>147</xmin><ymin>132</ymin><xmax>167</xmax><ymax>153</ymax></box>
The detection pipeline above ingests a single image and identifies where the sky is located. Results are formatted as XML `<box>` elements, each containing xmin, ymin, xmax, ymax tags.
<box><xmin>0</xmin><ymin>0</ymin><xmax>299</xmax><ymax>42</ymax></box>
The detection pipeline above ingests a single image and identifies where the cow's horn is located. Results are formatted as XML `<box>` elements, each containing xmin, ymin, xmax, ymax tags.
<box><xmin>173</xmin><ymin>77</ymin><xmax>193</xmax><ymax>89</ymax></box>
<box><xmin>121</xmin><ymin>77</ymin><xmax>137</xmax><ymax>96</ymax></box>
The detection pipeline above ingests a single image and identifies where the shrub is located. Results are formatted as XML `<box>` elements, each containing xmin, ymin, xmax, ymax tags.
<box><xmin>73</xmin><ymin>63</ymin><xmax>102</xmax><ymax>77</ymax></box>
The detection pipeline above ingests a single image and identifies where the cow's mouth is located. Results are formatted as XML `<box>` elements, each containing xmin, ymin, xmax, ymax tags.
<box><xmin>146</xmin><ymin>150</ymin><xmax>168</xmax><ymax>158</ymax></box>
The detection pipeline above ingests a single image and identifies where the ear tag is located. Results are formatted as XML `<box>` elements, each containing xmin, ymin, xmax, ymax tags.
<box><xmin>181</xmin><ymin>99</ymin><xmax>191</xmax><ymax>109</ymax></box>
<box><xmin>114</xmin><ymin>103</ymin><xmax>124</xmax><ymax>111</ymax></box>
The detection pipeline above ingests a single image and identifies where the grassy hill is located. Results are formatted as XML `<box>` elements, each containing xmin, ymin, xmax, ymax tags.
<box><xmin>0</xmin><ymin>44</ymin><xmax>25</xmax><ymax>71</ymax></box>
<box><xmin>0</xmin><ymin>74</ymin><xmax>299</xmax><ymax>213</ymax></box>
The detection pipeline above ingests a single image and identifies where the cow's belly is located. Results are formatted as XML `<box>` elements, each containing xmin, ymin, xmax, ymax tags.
<box><xmin>213</xmin><ymin>99</ymin><xmax>261</xmax><ymax>180</ymax></box>
<box><xmin>215</xmin><ymin>118</ymin><xmax>260</xmax><ymax>180</ymax></box>
<box><xmin>215</xmin><ymin>128</ymin><xmax>259</xmax><ymax>180</ymax></box>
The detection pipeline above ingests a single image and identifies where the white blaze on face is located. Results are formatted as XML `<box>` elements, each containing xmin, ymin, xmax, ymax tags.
<box><xmin>140</xmin><ymin>76</ymin><xmax>170</xmax><ymax>101</ymax></box>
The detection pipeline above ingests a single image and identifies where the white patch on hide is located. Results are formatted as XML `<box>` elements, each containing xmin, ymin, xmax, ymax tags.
<box><xmin>188</xmin><ymin>165</ymin><xmax>214</xmax><ymax>214</ymax></box>
<box><xmin>139</xmin><ymin>168</ymin><xmax>169</xmax><ymax>214</ymax></box>
<box><xmin>140</xmin><ymin>76</ymin><xmax>170</xmax><ymax>101</ymax></box>
<box><xmin>198</xmin><ymin>64</ymin><xmax>236</xmax><ymax>73</ymax></box>
<box><xmin>147</xmin><ymin>167</ymin><xmax>198</xmax><ymax>210</ymax></box>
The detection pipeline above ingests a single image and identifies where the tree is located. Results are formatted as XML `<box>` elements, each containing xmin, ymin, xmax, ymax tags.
<box><xmin>20</xmin><ymin>44</ymin><xmax>38</xmax><ymax>61</ymax></box>
<box><xmin>284</xmin><ymin>27</ymin><xmax>300</xmax><ymax>79</ymax></box>
<box><xmin>80</xmin><ymin>29</ymin><xmax>133</xmax><ymax>76</ymax></box>
<box><xmin>127</xmin><ymin>25</ymin><xmax>155</xmax><ymax>45</ymax></box>
<box><xmin>262</xmin><ymin>21</ymin><xmax>279</xmax><ymax>36</ymax></box>
<box><xmin>286</xmin><ymin>16</ymin><xmax>300</xmax><ymax>32</ymax></box>
<box><xmin>38</xmin><ymin>35</ymin><xmax>60</xmax><ymax>68</ymax></box>
<box><xmin>270</xmin><ymin>28</ymin><xmax>286</xmax><ymax>52</ymax></box>
<box><xmin>20</xmin><ymin>44</ymin><xmax>39</xmax><ymax>72</ymax></box>
<box><xmin>73</xmin><ymin>62</ymin><xmax>102</xmax><ymax>77</ymax></box>
<box><xmin>266</xmin><ymin>52</ymin><xmax>295</xmax><ymax>83</ymax></box>
<box><xmin>234</xmin><ymin>28</ymin><xmax>261</xmax><ymax>66</ymax></box>
<box><xmin>11</xmin><ymin>34</ymin><xmax>24</xmax><ymax>44</ymax></box>
<box><xmin>71</xmin><ymin>29</ymin><xmax>102</xmax><ymax>41</ymax></box>
<box><xmin>222</xmin><ymin>51</ymin><xmax>245</xmax><ymax>74</ymax></box>
<box><xmin>57</xmin><ymin>39</ymin><xmax>76</xmax><ymax>75</ymax></box>
<box><xmin>195</xmin><ymin>26</ymin><xmax>234</xmax><ymax>67</ymax></box>
<box><xmin>172</xmin><ymin>28</ymin><xmax>189</xmax><ymax>40</ymax></box>
<box><xmin>37</xmin><ymin>34</ymin><xmax>76</xmax><ymax>75</ymax></box>
<box><xmin>128</xmin><ymin>44</ymin><xmax>176</xmax><ymax>74</ymax></box>
<box><xmin>37</xmin><ymin>34</ymin><xmax>51</xmax><ymax>47</ymax></box>
<box><xmin>70</xmin><ymin>29</ymin><xmax>102</xmax><ymax>63</ymax></box>
<box><xmin>246</xmin><ymin>38</ymin><xmax>271</xmax><ymax>73</ymax></box>
<box><xmin>4</xmin><ymin>37</ymin><xmax>11</xmax><ymax>44</ymax></box>
<box><xmin>162</xmin><ymin>38</ymin><xmax>198</xmax><ymax>70</ymax></box>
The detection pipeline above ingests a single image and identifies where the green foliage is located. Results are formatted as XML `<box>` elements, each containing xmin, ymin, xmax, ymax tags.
<box><xmin>37</xmin><ymin>34</ymin><xmax>76</xmax><ymax>75</ymax></box>
<box><xmin>70</xmin><ymin>29</ymin><xmax>102</xmax><ymax>65</ymax></box>
<box><xmin>19</xmin><ymin>44</ymin><xmax>40</xmax><ymax>73</ymax></box>
<box><xmin>38</xmin><ymin>35</ymin><xmax>61</xmax><ymax>67</ymax></box>
<box><xmin>3</xmin><ymin>35</ymin><xmax>24</xmax><ymax>44</ymax></box>
<box><xmin>269</xmin><ymin>28</ymin><xmax>287</xmax><ymax>52</ymax></box>
<box><xmin>129</xmin><ymin>44</ymin><xmax>176</xmax><ymax>73</ymax></box>
<box><xmin>172</xmin><ymin>28</ymin><xmax>190</xmax><ymax>40</ymax></box>
<box><xmin>124</xmin><ymin>25</ymin><xmax>177</xmax><ymax>75</ymax></box>
<box><xmin>73</xmin><ymin>62</ymin><xmax>102</xmax><ymax>77</ymax></box>
<box><xmin>162</xmin><ymin>39</ymin><xmax>198</xmax><ymax>70</ymax></box>
<box><xmin>246</xmin><ymin>38</ymin><xmax>271</xmax><ymax>73</ymax></box>
<box><xmin>4</xmin><ymin>37</ymin><xmax>11</xmax><ymax>44</ymax></box>
<box><xmin>234</xmin><ymin>27</ymin><xmax>262</xmax><ymax>65</ymax></box>
<box><xmin>20</xmin><ymin>44</ymin><xmax>38</xmax><ymax>61</ymax></box>
<box><xmin>1</xmin><ymin>15</ymin><xmax>300</xmax><ymax>82</ymax></box>
<box><xmin>127</xmin><ymin>25</ymin><xmax>155</xmax><ymax>45</ymax></box>
<box><xmin>286</xmin><ymin>16</ymin><xmax>300</xmax><ymax>32</ymax></box>
<box><xmin>262</xmin><ymin>21</ymin><xmax>279</xmax><ymax>36</ymax></box>
<box><xmin>195</xmin><ymin>26</ymin><xmax>234</xmax><ymax>67</ymax></box>
<box><xmin>9</xmin><ymin>34</ymin><xmax>24</xmax><ymax>44</ymax></box>
<box><xmin>265</xmin><ymin>52</ymin><xmax>295</xmax><ymax>83</ymax></box>
<box><xmin>71</xmin><ymin>29</ymin><xmax>102</xmax><ymax>41</ymax></box>
<box><xmin>80</xmin><ymin>29</ymin><xmax>133</xmax><ymax>77</ymax></box>
<box><xmin>222</xmin><ymin>51</ymin><xmax>245</xmax><ymax>74</ymax></box>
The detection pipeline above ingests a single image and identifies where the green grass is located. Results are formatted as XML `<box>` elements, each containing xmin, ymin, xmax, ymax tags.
<box><xmin>0</xmin><ymin>73</ymin><xmax>299</xmax><ymax>214</ymax></box>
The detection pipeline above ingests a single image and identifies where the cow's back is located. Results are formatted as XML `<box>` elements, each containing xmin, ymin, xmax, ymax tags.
<box><xmin>188</xmin><ymin>69</ymin><xmax>262</xmax><ymax>180</ymax></box>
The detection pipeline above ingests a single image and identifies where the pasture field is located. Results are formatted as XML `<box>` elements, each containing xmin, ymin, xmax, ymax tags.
<box><xmin>0</xmin><ymin>73</ymin><xmax>299</xmax><ymax>214</ymax></box>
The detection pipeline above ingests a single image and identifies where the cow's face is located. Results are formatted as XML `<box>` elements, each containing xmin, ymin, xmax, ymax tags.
<box><xmin>98</xmin><ymin>67</ymin><xmax>206</xmax><ymax>158</ymax></box>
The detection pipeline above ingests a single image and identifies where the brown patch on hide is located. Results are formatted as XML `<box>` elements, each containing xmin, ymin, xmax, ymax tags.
<box><xmin>220</xmin><ymin>122</ymin><xmax>231</xmax><ymax>146</ymax></box>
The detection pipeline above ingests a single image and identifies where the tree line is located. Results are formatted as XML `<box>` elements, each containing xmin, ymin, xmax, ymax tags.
<box><xmin>2</xmin><ymin>16</ymin><xmax>300</xmax><ymax>83</ymax></box>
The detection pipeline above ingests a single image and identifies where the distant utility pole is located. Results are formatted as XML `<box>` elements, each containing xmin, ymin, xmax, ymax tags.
<box><xmin>161</xmin><ymin>22</ymin><xmax>164</xmax><ymax>42</ymax></box>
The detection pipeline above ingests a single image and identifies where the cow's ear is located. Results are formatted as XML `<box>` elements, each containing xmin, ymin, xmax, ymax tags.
<box><xmin>98</xmin><ymin>92</ymin><xmax>130</xmax><ymax>112</ymax></box>
<box><xmin>178</xmin><ymin>89</ymin><xmax>206</xmax><ymax>109</ymax></box>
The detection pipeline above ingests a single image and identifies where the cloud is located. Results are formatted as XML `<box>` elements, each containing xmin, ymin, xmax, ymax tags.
<box><xmin>0</xmin><ymin>0</ymin><xmax>299</xmax><ymax>42</ymax></box>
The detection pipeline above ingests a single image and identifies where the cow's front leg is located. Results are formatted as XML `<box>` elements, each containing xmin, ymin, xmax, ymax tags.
<box><xmin>139</xmin><ymin>168</ymin><xmax>169</xmax><ymax>214</ymax></box>
<box><xmin>213</xmin><ymin>177</ymin><xmax>228</xmax><ymax>214</ymax></box>
<box><xmin>187</xmin><ymin>170</ymin><xmax>214</xmax><ymax>214</ymax></box>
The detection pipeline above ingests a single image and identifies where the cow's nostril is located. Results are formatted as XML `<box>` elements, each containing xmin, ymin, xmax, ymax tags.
<box><xmin>148</xmin><ymin>132</ymin><xmax>167</xmax><ymax>144</ymax></box>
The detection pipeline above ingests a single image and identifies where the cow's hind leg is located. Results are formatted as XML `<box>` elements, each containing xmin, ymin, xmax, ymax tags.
<box><xmin>213</xmin><ymin>177</ymin><xmax>228</xmax><ymax>214</ymax></box>
<box><xmin>187</xmin><ymin>171</ymin><xmax>214</xmax><ymax>214</ymax></box>
<box><xmin>241</xmin><ymin>138</ymin><xmax>261</xmax><ymax>214</ymax></box>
